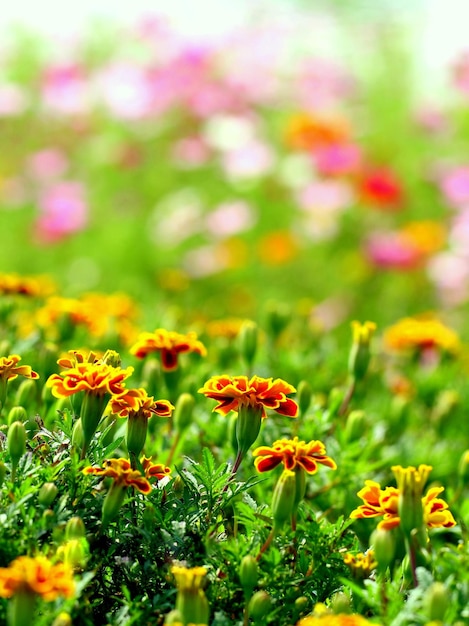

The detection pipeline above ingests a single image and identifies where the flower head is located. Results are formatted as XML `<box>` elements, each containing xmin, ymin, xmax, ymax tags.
<box><xmin>130</xmin><ymin>328</ymin><xmax>207</xmax><ymax>371</ymax></box>
<box><xmin>383</xmin><ymin>316</ymin><xmax>460</xmax><ymax>354</ymax></box>
<box><xmin>198</xmin><ymin>374</ymin><xmax>298</xmax><ymax>419</ymax></box>
<box><xmin>0</xmin><ymin>555</ymin><xmax>74</xmax><ymax>601</ymax></box>
<box><xmin>83</xmin><ymin>458</ymin><xmax>151</xmax><ymax>494</ymax></box>
<box><xmin>111</xmin><ymin>388</ymin><xmax>174</xmax><ymax>419</ymax></box>
<box><xmin>141</xmin><ymin>456</ymin><xmax>172</xmax><ymax>481</ymax></box>
<box><xmin>47</xmin><ymin>361</ymin><xmax>133</xmax><ymax>398</ymax></box>
<box><xmin>343</xmin><ymin>550</ymin><xmax>377</xmax><ymax>579</ymax></box>
<box><xmin>253</xmin><ymin>437</ymin><xmax>336</xmax><ymax>474</ymax></box>
<box><xmin>350</xmin><ymin>480</ymin><xmax>400</xmax><ymax>530</ymax></box>
<box><xmin>171</xmin><ymin>565</ymin><xmax>207</xmax><ymax>592</ymax></box>
<box><xmin>296</xmin><ymin>613</ymin><xmax>378</xmax><ymax>626</ymax></box>
<box><xmin>0</xmin><ymin>355</ymin><xmax>39</xmax><ymax>382</ymax></box>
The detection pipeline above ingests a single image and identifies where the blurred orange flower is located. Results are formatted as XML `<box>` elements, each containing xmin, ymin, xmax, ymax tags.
<box><xmin>383</xmin><ymin>316</ymin><xmax>460</xmax><ymax>354</ymax></box>
<box><xmin>130</xmin><ymin>328</ymin><xmax>207</xmax><ymax>371</ymax></box>
<box><xmin>285</xmin><ymin>112</ymin><xmax>350</xmax><ymax>151</ymax></box>
<box><xmin>0</xmin><ymin>555</ymin><xmax>74</xmax><ymax>601</ymax></box>
<box><xmin>258</xmin><ymin>231</ymin><xmax>299</xmax><ymax>265</ymax></box>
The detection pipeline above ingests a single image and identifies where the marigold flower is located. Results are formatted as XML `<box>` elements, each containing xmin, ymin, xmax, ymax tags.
<box><xmin>296</xmin><ymin>613</ymin><xmax>378</xmax><ymax>626</ymax></box>
<box><xmin>0</xmin><ymin>273</ymin><xmax>55</xmax><ymax>297</ymax></box>
<box><xmin>343</xmin><ymin>550</ymin><xmax>377</xmax><ymax>579</ymax></box>
<box><xmin>253</xmin><ymin>437</ymin><xmax>336</xmax><ymax>474</ymax></box>
<box><xmin>110</xmin><ymin>387</ymin><xmax>174</xmax><ymax>419</ymax></box>
<box><xmin>171</xmin><ymin>565</ymin><xmax>207</xmax><ymax>591</ymax></box>
<box><xmin>46</xmin><ymin>362</ymin><xmax>133</xmax><ymax>398</ymax></box>
<box><xmin>285</xmin><ymin>112</ymin><xmax>350</xmax><ymax>151</ymax></box>
<box><xmin>83</xmin><ymin>458</ymin><xmax>151</xmax><ymax>494</ymax></box>
<box><xmin>0</xmin><ymin>555</ymin><xmax>74</xmax><ymax>601</ymax></box>
<box><xmin>0</xmin><ymin>355</ymin><xmax>39</xmax><ymax>382</ymax></box>
<box><xmin>170</xmin><ymin>565</ymin><xmax>209</xmax><ymax>626</ymax></box>
<box><xmin>383</xmin><ymin>316</ymin><xmax>460</xmax><ymax>354</ymax></box>
<box><xmin>141</xmin><ymin>456</ymin><xmax>171</xmax><ymax>480</ymax></box>
<box><xmin>130</xmin><ymin>328</ymin><xmax>207</xmax><ymax>371</ymax></box>
<box><xmin>350</xmin><ymin>473</ymin><xmax>456</xmax><ymax>531</ymax></box>
<box><xmin>198</xmin><ymin>374</ymin><xmax>298</xmax><ymax>419</ymax></box>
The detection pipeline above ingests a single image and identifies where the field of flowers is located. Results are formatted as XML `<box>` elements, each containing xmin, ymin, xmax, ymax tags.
<box><xmin>1</xmin><ymin>6</ymin><xmax>469</xmax><ymax>626</ymax></box>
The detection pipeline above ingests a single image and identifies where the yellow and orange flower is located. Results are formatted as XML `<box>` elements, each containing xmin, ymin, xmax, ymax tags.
<box><xmin>141</xmin><ymin>456</ymin><xmax>172</xmax><ymax>480</ymax></box>
<box><xmin>0</xmin><ymin>355</ymin><xmax>39</xmax><ymax>382</ymax></box>
<box><xmin>0</xmin><ymin>555</ymin><xmax>74</xmax><ymax>601</ymax></box>
<box><xmin>343</xmin><ymin>550</ymin><xmax>377</xmax><ymax>579</ymax></box>
<box><xmin>253</xmin><ymin>437</ymin><xmax>336</xmax><ymax>474</ymax></box>
<box><xmin>296</xmin><ymin>612</ymin><xmax>378</xmax><ymax>626</ymax></box>
<box><xmin>111</xmin><ymin>387</ymin><xmax>174</xmax><ymax>419</ymax></box>
<box><xmin>285</xmin><ymin>112</ymin><xmax>350</xmax><ymax>151</ymax></box>
<box><xmin>130</xmin><ymin>329</ymin><xmax>207</xmax><ymax>371</ymax></box>
<box><xmin>47</xmin><ymin>361</ymin><xmax>133</xmax><ymax>398</ymax></box>
<box><xmin>383</xmin><ymin>316</ymin><xmax>460</xmax><ymax>354</ymax></box>
<box><xmin>198</xmin><ymin>375</ymin><xmax>298</xmax><ymax>419</ymax></box>
<box><xmin>350</xmin><ymin>475</ymin><xmax>456</xmax><ymax>531</ymax></box>
<box><xmin>0</xmin><ymin>272</ymin><xmax>56</xmax><ymax>298</ymax></box>
<box><xmin>83</xmin><ymin>458</ymin><xmax>151</xmax><ymax>494</ymax></box>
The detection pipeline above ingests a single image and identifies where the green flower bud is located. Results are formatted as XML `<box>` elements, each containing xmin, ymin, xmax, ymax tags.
<box><xmin>264</xmin><ymin>301</ymin><xmax>290</xmax><ymax>339</ymax></box>
<box><xmin>370</xmin><ymin>528</ymin><xmax>396</xmax><ymax>574</ymax></box>
<box><xmin>102</xmin><ymin>483</ymin><xmax>127</xmax><ymax>527</ymax></box>
<box><xmin>272</xmin><ymin>469</ymin><xmax>297</xmax><ymax>531</ymax></box>
<box><xmin>344</xmin><ymin>410</ymin><xmax>367</xmax><ymax>442</ymax></box>
<box><xmin>15</xmin><ymin>380</ymin><xmax>37</xmax><ymax>408</ymax></box>
<box><xmin>238</xmin><ymin>320</ymin><xmax>258</xmax><ymax>368</ymax></box>
<box><xmin>328</xmin><ymin>387</ymin><xmax>344</xmax><ymax>417</ymax></box>
<box><xmin>296</xmin><ymin>380</ymin><xmax>312</xmax><ymax>416</ymax></box>
<box><xmin>71</xmin><ymin>418</ymin><xmax>84</xmax><ymax>449</ymax></box>
<box><xmin>248</xmin><ymin>590</ymin><xmax>272</xmax><ymax>621</ymax></box>
<box><xmin>7</xmin><ymin>406</ymin><xmax>28</xmax><ymax>427</ymax></box>
<box><xmin>348</xmin><ymin>321</ymin><xmax>376</xmax><ymax>381</ymax></box>
<box><xmin>235</xmin><ymin>403</ymin><xmax>263</xmax><ymax>459</ymax></box>
<box><xmin>101</xmin><ymin>350</ymin><xmax>121</xmax><ymax>368</ymax></box>
<box><xmin>126</xmin><ymin>413</ymin><xmax>148</xmax><ymax>461</ymax></box>
<box><xmin>38</xmin><ymin>482</ymin><xmax>58</xmax><ymax>506</ymax></box>
<box><xmin>173</xmin><ymin>392</ymin><xmax>195</xmax><ymax>433</ymax></box>
<box><xmin>65</xmin><ymin>516</ymin><xmax>86</xmax><ymax>540</ymax></box>
<box><xmin>57</xmin><ymin>538</ymin><xmax>89</xmax><ymax>570</ymax></box>
<box><xmin>239</xmin><ymin>555</ymin><xmax>258</xmax><ymax>598</ymax></box>
<box><xmin>330</xmin><ymin>591</ymin><xmax>351</xmax><ymax>614</ymax></box>
<box><xmin>8</xmin><ymin>421</ymin><xmax>26</xmax><ymax>469</ymax></box>
<box><xmin>294</xmin><ymin>596</ymin><xmax>309</xmax><ymax>612</ymax></box>
<box><xmin>423</xmin><ymin>582</ymin><xmax>448</xmax><ymax>622</ymax></box>
<box><xmin>79</xmin><ymin>392</ymin><xmax>109</xmax><ymax>457</ymax></box>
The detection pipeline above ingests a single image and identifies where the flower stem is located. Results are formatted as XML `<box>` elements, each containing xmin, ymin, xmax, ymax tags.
<box><xmin>256</xmin><ymin>527</ymin><xmax>275</xmax><ymax>561</ymax></box>
<box><xmin>338</xmin><ymin>377</ymin><xmax>356</xmax><ymax>416</ymax></box>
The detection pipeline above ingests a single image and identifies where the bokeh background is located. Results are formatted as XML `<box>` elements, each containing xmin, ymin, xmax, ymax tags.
<box><xmin>2</xmin><ymin>0</ymin><xmax>469</xmax><ymax>329</ymax></box>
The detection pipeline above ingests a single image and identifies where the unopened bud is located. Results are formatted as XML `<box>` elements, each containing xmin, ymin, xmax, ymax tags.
<box><xmin>101</xmin><ymin>350</ymin><xmax>121</xmax><ymax>368</ymax></box>
<box><xmin>330</xmin><ymin>591</ymin><xmax>351</xmax><ymax>614</ymax></box>
<box><xmin>296</xmin><ymin>380</ymin><xmax>312</xmax><ymax>416</ymax></box>
<box><xmin>272</xmin><ymin>469</ymin><xmax>296</xmax><ymax>531</ymax></box>
<box><xmin>0</xmin><ymin>462</ymin><xmax>6</xmax><ymax>488</ymax></box>
<box><xmin>66</xmin><ymin>516</ymin><xmax>86</xmax><ymax>540</ymax></box>
<box><xmin>173</xmin><ymin>393</ymin><xmax>195</xmax><ymax>433</ymax></box>
<box><xmin>248</xmin><ymin>590</ymin><xmax>272</xmax><ymax>621</ymax></box>
<box><xmin>8</xmin><ymin>421</ymin><xmax>26</xmax><ymax>468</ymax></box>
<box><xmin>15</xmin><ymin>380</ymin><xmax>37</xmax><ymax>407</ymax></box>
<box><xmin>424</xmin><ymin>581</ymin><xmax>448</xmax><ymax>622</ymax></box>
<box><xmin>38</xmin><ymin>482</ymin><xmax>58</xmax><ymax>506</ymax></box>
<box><xmin>7</xmin><ymin>406</ymin><xmax>28</xmax><ymax>427</ymax></box>
<box><xmin>344</xmin><ymin>410</ymin><xmax>367</xmax><ymax>443</ymax></box>
<box><xmin>348</xmin><ymin>321</ymin><xmax>376</xmax><ymax>381</ymax></box>
<box><xmin>238</xmin><ymin>320</ymin><xmax>258</xmax><ymax>368</ymax></box>
<box><xmin>370</xmin><ymin>528</ymin><xmax>396</xmax><ymax>573</ymax></box>
<box><xmin>51</xmin><ymin>612</ymin><xmax>72</xmax><ymax>626</ymax></box>
<box><xmin>102</xmin><ymin>483</ymin><xmax>127</xmax><ymax>527</ymax></box>
<box><xmin>264</xmin><ymin>301</ymin><xmax>290</xmax><ymax>339</ymax></box>
<box><xmin>239</xmin><ymin>555</ymin><xmax>258</xmax><ymax>598</ymax></box>
<box><xmin>71</xmin><ymin>418</ymin><xmax>84</xmax><ymax>449</ymax></box>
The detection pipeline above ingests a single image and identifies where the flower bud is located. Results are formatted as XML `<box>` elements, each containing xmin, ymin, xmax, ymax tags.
<box><xmin>272</xmin><ymin>469</ymin><xmax>297</xmax><ymax>531</ymax></box>
<box><xmin>7</xmin><ymin>406</ymin><xmax>28</xmax><ymax>427</ymax></box>
<box><xmin>235</xmin><ymin>403</ymin><xmax>263</xmax><ymax>459</ymax></box>
<box><xmin>296</xmin><ymin>380</ymin><xmax>312</xmax><ymax>416</ymax></box>
<box><xmin>38</xmin><ymin>482</ymin><xmax>58</xmax><ymax>507</ymax></box>
<box><xmin>126</xmin><ymin>413</ymin><xmax>148</xmax><ymax>461</ymax></box>
<box><xmin>344</xmin><ymin>410</ymin><xmax>367</xmax><ymax>443</ymax></box>
<box><xmin>8</xmin><ymin>421</ymin><xmax>26</xmax><ymax>468</ymax></box>
<box><xmin>458</xmin><ymin>449</ymin><xmax>469</xmax><ymax>486</ymax></box>
<box><xmin>239</xmin><ymin>555</ymin><xmax>258</xmax><ymax>598</ymax></box>
<box><xmin>0</xmin><ymin>461</ymin><xmax>6</xmax><ymax>488</ymax></box>
<box><xmin>348</xmin><ymin>321</ymin><xmax>376</xmax><ymax>381</ymax></box>
<box><xmin>71</xmin><ymin>418</ymin><xmax>84</xmax><ymax>449</ymax></box>
<box><xmin>173</xmin><ymin>393</ymin><xmax>195</xmax><ymax>433</ymax></box>
<box><xmin>101</xmin><ymin>483</ymin><xmax>127</xmax><ymax>527</ymax></box>
<box><xmin>330</xmin><ymin>591</ymin><xmax>351</xmax><ymax>614</ymax></box>
<box><xmin>248</xmin><ymin>590</ymin><xmax>272</xmax><ymax>621</ymax></box>
<box><xmin>101</xmin><ymin>350</ymin><xmax>121</xmax><ymax>368</ymax></box>
<box><xmin>238</xmin><ymin>320</ymin><xmax>258</xmax><ymax>368</ymax></box>
<box><xmin>172</xmin><ymin>566</ymin><xmax>209</xmax><ymax>626</ymax></box>
<box><xmin>328</xmin><ymin>387</ymin><xmax>344</xmax><ymax>417</ymax></box>
<box><xmin>392</xmin><ymin>464</ymin><xmax>431</xmax><ymax>540</ymax></box>
<box><xmin>370</xmin><ymin>528</ymin><xmax>396</xmax><ymax>573</ymax></box>
<box><xmin>264</xmin><ymin>301</ymin><xmax>290</xmax><ymax>339</ymax></box>
<box><xmin>65</xmin><ymin>516</ymin><xmax>86</xmax><ymax>540</ymax></box>
<box><xmin>57</xmin><ymin>538</ymin><xmax>89</xmax><ymax>570</ymax></box>
<box><xmin>423</xmin><ymin>581</ymin><xmax>448</xmax><ymax>622</ymax></box>
<box><xmin>15</xmin><ymin>380</ymin><xmax>37</xmax><ymax>408</ymax></box>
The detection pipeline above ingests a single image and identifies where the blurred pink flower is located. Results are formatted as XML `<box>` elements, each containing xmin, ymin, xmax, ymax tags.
<box><xmin>295</xmin><ymin>58</ymin><xmax>354</xmax><ymax>110</ymax></box>
<box><xmin>35</xmin><ymin>182</ymin><xmax>88</xmax><ymax>243</ymax></box>
<box><xmin>0</xmin><ymin>84</ymin><xmax>27</xmax><ymax>116</ymax></box>
<box><xmin>414</xmin><ymin>106</ymin><xmax>448</xmax><ymax>134</ymax></box>
<box><xmin>205</xmin><ymin>200</ymin><xmax>256</xmax><ymax>238</ymax></box>
<box><xmin>364</xmin><ymin>232</ymin><xmax>421</xmax><ymax>270</ymax></box>
<box><xmin>313</xmin><ymin>142</ymin><xmax>362</xmax><ymax>176</ymax></box>
<box><xmin>428</xmin><ymin>252</ymin><xmax>469</xmax><ymax>306</ymax></box>
<box><xmin>96</xmin><ymin>63</ymin><xmax>155</xmax><ymax>120</ymax></box>
<box><xmin>171</xmin><ymin>136</ymin><xmax>211</xmax><ymax>168</ymax></box>
<box><xmin>439</xmin><ymin>166</ymin><xmax>469</xmax><ymax>209</ymax></box>
<box><xmin>42</xmin><ymin>64</ymin><xmax>90</xmax><ymax>115</ymax></box>
<box><xmin>296</xmin><ymin>180</ymin><xmax>353</xmax><ymax>213</ymax></box>
<box><xmin>452</xmin><ymin>51</ymin><xmax>469</xmax><ymax>95</ymax></box>
<box><xmin>27</xmin><ymin>149</ymin><xmax>68</xmax><ymax>182</ymax></box>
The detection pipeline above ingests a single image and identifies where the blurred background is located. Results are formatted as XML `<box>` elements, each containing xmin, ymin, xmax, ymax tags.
<box><xmin>2</xmin><ymin>0</ymin><xmax>469</xmax><ymax>329</ymax></box>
